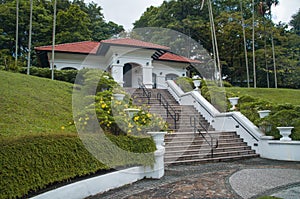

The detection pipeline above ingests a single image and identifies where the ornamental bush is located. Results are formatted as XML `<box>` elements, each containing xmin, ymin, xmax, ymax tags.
<box><xmin>232</xmin><ymin>94</ymin><xmax>300</xmax><ymax>140</ymax></box>
<box><xmin>19</xmin><ymin>67</ymin><xmax>78</xmax><ymax>83</ymax></box>
<box><xmin>74</xmin><ymin>69</ymin><xmax>168</xmax><ymax>136</ymax></box>
<box><xmin>0</xmin><ymin>133</ymin><xmax>156</xmax><ymax>199</ymax></box>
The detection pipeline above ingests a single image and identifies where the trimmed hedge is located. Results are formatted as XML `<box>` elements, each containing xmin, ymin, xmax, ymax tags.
<box><xmin>0</xmin><ymin>133</ymin><xmax>156</xmax><ymax>199</ymax></box>
<box><xmin>18</xmin><ymin>67</ymin><xmax>78</xmax><ymax>83</ymax></box>
<box><xmin>234</xmin><ymin>95</ymin><xmax>300</xmax><ymax>140</ymax></box>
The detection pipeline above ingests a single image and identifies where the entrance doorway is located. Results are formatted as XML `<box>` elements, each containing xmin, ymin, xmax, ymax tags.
<box><xmin>152</xmin><ymin>73</ymin><xmax>157</xmax><ymax>88</ymax></box>
<box><xmin>123</xmin><ymin>63</ymin><xmax>132</xmax><ymax>87</ymax></box>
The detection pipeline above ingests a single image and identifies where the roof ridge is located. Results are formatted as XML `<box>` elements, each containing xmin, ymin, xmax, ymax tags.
<box><xmin>35</xmin><ymin>41</ymin><xmax>100</xmax><ymax>48</ymax></box>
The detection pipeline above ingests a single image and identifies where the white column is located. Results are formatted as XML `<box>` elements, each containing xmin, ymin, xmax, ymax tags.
<box><xmin>146</xmin><ymin>132</ymin><xmax>167</xmax><ymax>179</ymax></box>
<box><xmin>142</xmin><ymin>64</ymin><xmax>153</xmax><ymax>89</ymax></box>
<box><xmin>156</xmin><ymin>74</ymin><xmax>166</xmax><ymax>89</ymax></box>
<box><xmin>111</xmin><ymin>64</ymin><xmax>124</xmax><ymax>87</ymax></box>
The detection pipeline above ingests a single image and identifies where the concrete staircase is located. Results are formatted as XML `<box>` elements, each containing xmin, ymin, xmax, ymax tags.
<box><xmin>125</xmin><ymin>88</ymin><xmax>259</xmax><ymax>165</ymax></box>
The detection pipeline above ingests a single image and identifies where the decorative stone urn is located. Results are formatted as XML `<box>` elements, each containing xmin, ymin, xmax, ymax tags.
<box><xmin>192</xmin><ymin>79</ymin><xmax>201</xmax><ymax>89</ymax></box>
<box><xmin>258</xmin><ymin>110</ymin><xmax>271</xmax><ymax>118</ymax></box>
<box><xmin>192</xmin><ymin>75</ymin><xmax>201</xmax><ymax>90</ymax></box>
<box><xmin>228</xmin><ymin>97</ymin><xmax>239</xmax><ymax>110</ymax></box>
<box><xmin>112</xmin><ymin>93</ymin><xmax>125</xmax><ymax>101</ymax></box>
<box><xmin>277</xmin><ymin>127</ymin><xmax>294</xmax><ymax>141</ymax></box>
<box><xmin>148</xmin><ymin>132</ymin><xmax>167</xmax><ymax>149</ymax></box>
<box><xmin>124</xmin><ymin>108</ymin><xmax>140</xmax><ymax>118</ymax></box>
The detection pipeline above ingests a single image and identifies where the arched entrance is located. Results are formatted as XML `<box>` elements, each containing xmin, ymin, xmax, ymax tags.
<box><xmin>123</xmin><ymin>63</ymin><xmax>132</xmax><ymax>87</ymax></box>
<box><xmin>165</xmin><ymin>73</ymin><xmax>179</xmax><ymax>81</ymax></box>
<box><xmin>152</xmin><ymin>73</ymin><xmax>157</xmax><ymax>88</ymax></box>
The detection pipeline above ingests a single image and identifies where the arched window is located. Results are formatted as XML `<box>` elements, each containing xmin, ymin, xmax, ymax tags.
<box><xmin>165</xmin><ymin>73</ymin><xmax>179</xmax><ymax>81</ymax></box>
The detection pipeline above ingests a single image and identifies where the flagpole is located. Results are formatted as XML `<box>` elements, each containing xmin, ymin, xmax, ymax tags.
<box><xmin>252</xmin><ymin>0</ymin><xmax>257</xmax><ymax>88</ymax></box>
<box><xmin>27</xmin><ymin>0</ymin><xmax>33</xmax><ymax>75</ymax></box>
<box><xmin>51</xmin><ymin>0</ymin><xmax>57</xmax><ymax>80</ymax></box>
<box><xmin>15</xmin><ymin>0</ymin><xmax>19</xmax><ymax>69</ymax></box>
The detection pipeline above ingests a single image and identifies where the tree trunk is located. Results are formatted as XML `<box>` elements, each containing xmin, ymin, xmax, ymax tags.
<box><xmin>240</xmin><ymin>0</ymin><xmax>250</xmax><ymax>88</ymax></box>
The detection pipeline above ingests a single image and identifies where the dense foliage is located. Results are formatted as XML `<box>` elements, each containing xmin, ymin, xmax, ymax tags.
<box><xmin>0</xmin><ymin>0</ymin><xmax>124</xmax><ymax>68</ymax></box>
<box><xmin>74</xmin><ymin>69</ymin><xmax>168</xmax><ymax>136</ymax></box>
<box><xmin>134</xmin><ymin>0</ymin><xmax>300</xmax><ymax>88</ymax></box>
<box><xmin>236</xmin><ymin>95</ymin><xmax>300</xmax><ymax>140</ymax></box>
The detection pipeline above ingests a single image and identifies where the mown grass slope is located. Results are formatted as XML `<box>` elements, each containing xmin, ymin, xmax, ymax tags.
<box><xmin>0</xmin><ymin>70</ymin><xmax>76</xmax><ymax>137</ymax></box>
<box><xmin>0</xmin><ymin>71</ymin><xmax>155</xmax><ymax>199</ymax></box>
<box><xmin>226</xmin><ymin>87</ymin><xmax>300</xmax><ymax>106</ymax></box>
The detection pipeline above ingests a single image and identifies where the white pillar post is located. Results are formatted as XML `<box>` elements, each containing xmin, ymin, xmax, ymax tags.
<box><xmin>146</xmin><ymin>132</ymin><xmax>167</xmax><ymax>179</ymax></box>
<box><xmin>156</xmin><ymin>73</ymin><xmax>166</xmax><ymax>89</ymax></box>
<box><xmin>142</xmin><ymin>63</ymin><xmax>153</xmax><ymax>89</ymax></box>
<box><xmin>111</xmin><ymin>64</ymin><xmax>124</xmax><ymax>87</ymax></box>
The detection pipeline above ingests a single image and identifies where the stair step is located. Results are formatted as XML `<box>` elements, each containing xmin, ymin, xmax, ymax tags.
<box><xmin>165</xmin><ymin>149</ymin><xmax>255</xmax><ymax>160</ymax></box>
<box><xmin>164</xmin><ymin>154</ymin><xmax>259</xmax><ymax>165</ymax></box>
<box><xmin>165</xmin><ymin>146</ymin><xmax>252</xmax><ymax>155</ymax></box>
<box><xmin>165</xmin><ymin>142</ymin><xmax>248</xmax><ymax>151</ymax></box>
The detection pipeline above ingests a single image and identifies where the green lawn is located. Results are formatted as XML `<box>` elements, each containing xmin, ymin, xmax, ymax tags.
<box><xmin>0</xmin><ymin>70</ymin><xmax>76</xmax><ymax>137</ymax></box>
<box><xmin>226</xmin><ymin>87</ymin><xmax>300</xmax><ymax>106</ymax></box>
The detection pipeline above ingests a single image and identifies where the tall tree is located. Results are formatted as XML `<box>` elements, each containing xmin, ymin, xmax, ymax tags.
<box><xmin>56</xmin><ymin>4</ymin><xmax>92</xmax><ymax>43</ymax></box>
<box><xmin>290</xmin><ymin>9</ymin><xmax>300</xmax><ymax>36</ymax></box>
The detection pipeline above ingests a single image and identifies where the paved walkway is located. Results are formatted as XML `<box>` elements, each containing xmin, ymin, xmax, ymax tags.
<box><xmin>87</xmin><ymin>158</ymin><xmax>300</xmax><ymax>199</ymax></box>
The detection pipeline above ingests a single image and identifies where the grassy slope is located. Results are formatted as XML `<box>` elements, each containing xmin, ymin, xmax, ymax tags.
<box><xmin>0</xmin><ymin>71</ymin><xmax>76</xmax><ymax>137</ymax></box>
<box><xmin>0</xmin><ymin>71</ymin><xmax>155</xmax><ymax>198</ymax></box>
<box><xmin>226</xmin><ymin>87</ymin><xmax>300</xmax><ymax>106</ymax></box>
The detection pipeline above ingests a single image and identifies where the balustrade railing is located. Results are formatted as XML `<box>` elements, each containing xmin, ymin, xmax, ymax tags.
<box><xmin>157</xmin><ymin>93</ymin><xmax>180</xmax><ymax>129</ymax></box>
<box><xmin>138</xmin><ymin>78</ymin><xmax>151</xmax><ymax>104</ymax></box>
<box><xmin>190</xmin><ymin>116</ymin><xmax>218</xmax><ymax>158</ymax></box>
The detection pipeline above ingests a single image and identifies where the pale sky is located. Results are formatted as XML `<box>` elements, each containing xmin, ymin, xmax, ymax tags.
<box><xmin>87</xmin><ymin>0</ymin><xmax>300</xmax><ymax>30</ymax></box>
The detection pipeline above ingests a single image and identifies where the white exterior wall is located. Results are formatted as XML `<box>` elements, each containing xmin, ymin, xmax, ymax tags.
<box><xmin>152</xmin><ymin>61</ymin><xmax>188</xmax><ymax>89</ymax></box>
<box><xmin>47</xmin><ymin>52</ymin><xmax>106</xmax><ymax>70</ymax></box>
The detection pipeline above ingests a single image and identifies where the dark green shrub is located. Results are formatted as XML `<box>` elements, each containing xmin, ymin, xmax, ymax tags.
<box><xmin>174</xmin><ymin>77</ymin><xmax>194</xmax><ymax>92</ymax></box>
<box><xmin>0</xmin><ymin>133</ymin><xmax>156</xmax><ymax>199</ymax></box>
<box><xmin>222</xmin><ymin>81</ymin><xmax>232</xmax><ymax>87</ymax></box>
<box><xmin>19</xmin><ymin>67</ymin><xmax>78</xmax><ymax>83</ymax></box>
<box><xmin>263</xmin><ymin>109</ymin><xmax>300</xmax><ymax>140</ymax></box>
<box><xmin>236</xmin><ymin>95</ymin><xmax>300</xmax><ymax>140</ymax></box>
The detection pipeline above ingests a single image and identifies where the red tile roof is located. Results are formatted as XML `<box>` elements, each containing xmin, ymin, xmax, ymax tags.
<box><xmin>34</xmin><ymin>38</ymin><xmax>199</xmax><ymax>64</ymax></box>
<box><xmin>158</xmin><ymin>52</ymin><xmax>202</xmax><ymax>64</ymax></box>
<box><xmin>34</xmin><ymin>41</ymin><xmax>100</xmax><ymax>54</ymax></box>
<box><xmin>101</xmin><ymin>38</ymin><xmax>170</xmax><ymax>50</ymax></box>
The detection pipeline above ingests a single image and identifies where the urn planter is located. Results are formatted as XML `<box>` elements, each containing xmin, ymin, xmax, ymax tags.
<box><xmin>192</xmin><ymin>79</ymin><xmax>201</xmax><ymax>90</ymax></box>
<box><xmin>124</xmin><ymin>108</ymin><xmax>140</xmax><ymax>118</ymax></box>
<box><xmin>228</xmin><ymin>97</ymin><xmax>239</xmax><ymax>110</ymax></box>
<box><xmin>277</xmin><ymin>126</ymin><xmax>294</xmax><ymax>141</ymax></box>
<box><xmin>112</xmin><ymin>93</ymin><xmax>125</xmax><ymax>101</ymax></box>
<box><xmin>148</xmin><ymin>132</ymin><xmax>167</xmax><ymax>148</ymax></box>
<box><xmin>258</xmin><ymin>110</ymin><xmax>271</xmax><ymax>118</ymax></box>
